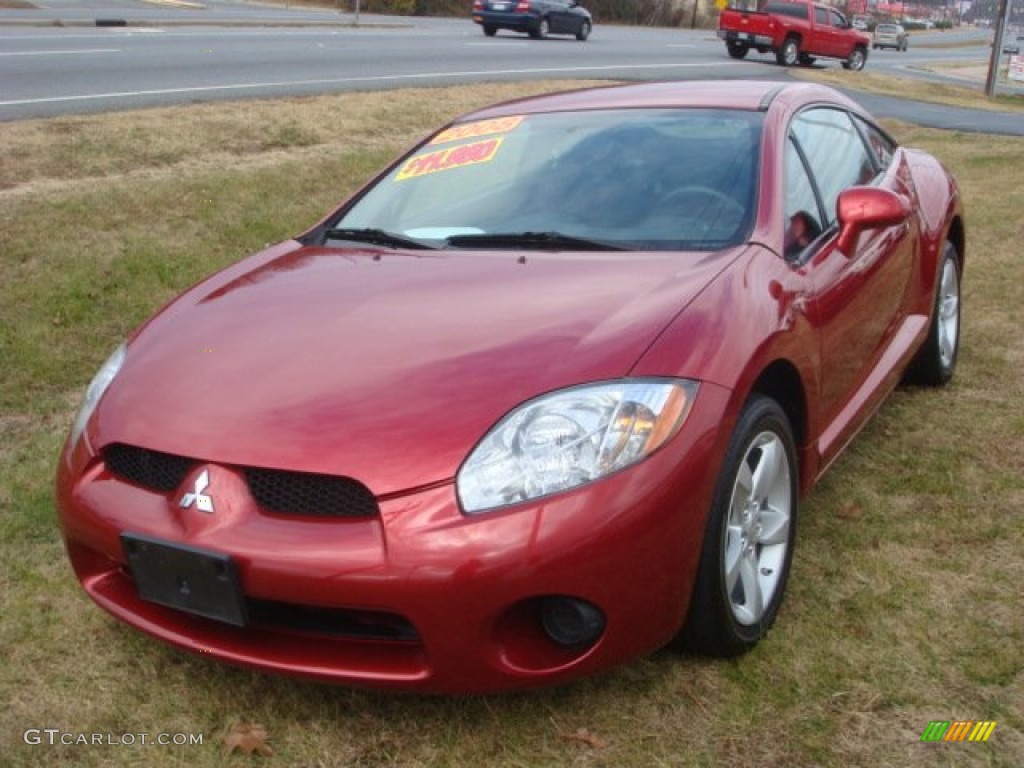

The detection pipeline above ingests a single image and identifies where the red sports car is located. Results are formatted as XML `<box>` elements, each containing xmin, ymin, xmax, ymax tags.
<box><xmin>56</xmin><ymin>80</ymin><xmax>964</xmax><ymax>693</ymax></box>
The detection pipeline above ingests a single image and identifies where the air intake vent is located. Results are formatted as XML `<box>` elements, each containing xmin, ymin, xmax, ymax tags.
<box><xmin>104</xmin><ymin>444</ymin><xmax>193</xmax><ymax>493</ymax></box>
<box><xmin>244</xmin><ymin>468</ymin><xmax>379</xmax><ymax>518</ymax></box>
<box><xmin>102</xmin><ymin>444</ymin><xmax>379</xmax><ymax>517</ymax></box>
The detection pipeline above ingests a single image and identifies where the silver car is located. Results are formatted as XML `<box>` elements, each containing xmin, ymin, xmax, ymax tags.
<box><xmin>873</xmin><ymin>23</ymin><xmax>908</xmax><ymax>51</ymax></box>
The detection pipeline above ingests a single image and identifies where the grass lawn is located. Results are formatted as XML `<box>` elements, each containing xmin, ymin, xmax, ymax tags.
<box><xmin>1</xmin><ymin>80</ymin><xmax>1022</xmax><ymax>767</ymax></box>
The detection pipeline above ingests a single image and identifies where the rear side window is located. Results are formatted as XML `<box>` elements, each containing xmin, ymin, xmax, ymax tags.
<box><xmin>763</xmin><ymin>2</ymin><xmax>809</xmax><ymax>20</ymax></box>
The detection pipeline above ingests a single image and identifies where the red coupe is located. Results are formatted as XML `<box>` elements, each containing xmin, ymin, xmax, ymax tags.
<box><xmin>56</xmin><ymin>80</ymin><xmax>964</xmax><ymax>693</ymax></box>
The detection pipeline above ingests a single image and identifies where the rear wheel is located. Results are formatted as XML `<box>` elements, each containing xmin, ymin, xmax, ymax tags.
<box><xmin>530</xmin><ymin>17</ymin><xmax>549</xmax><ymax>39</ymax></box>
<box><xmin>727</xmin><ymin>42</ymin><xmax>749</xmax><ymax>59</ymax></box>
<box><xmin>483</xmin><ymin>25</ymin><xmax>497</xmax><ymax>37</ymax></box>
<box><xmin>776</xmin><ymin>36</ymin><xmax>800</xmax><ymax>66</ymax></box>
<box><xmin>905</xmin><ymin>241</ymin><xmax>961</xmax><ymax>386</ymax></box>
<box><xmin>798</xmin><ymin>53</ymin><xmax>816</xmax><ymax>66</ymax></box>
<box><xmin>576</xmin><ymin>20</ymin><xmax>591</xmax><ymax>41</ymax></box>
<box><xmin>679</xmin><ymin>395</ymin><xmax>798</xmax><ymax>656</ymax></box>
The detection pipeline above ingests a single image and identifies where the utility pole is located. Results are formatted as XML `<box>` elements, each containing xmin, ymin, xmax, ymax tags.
<box><xmin>985</xmin><ymin>0</ymin><xmax>1010</xmax><ymax>96</ymax></box>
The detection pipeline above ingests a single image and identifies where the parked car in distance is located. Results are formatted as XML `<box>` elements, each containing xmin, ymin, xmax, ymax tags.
<box><xmin>56</xmin><ymin>80</ymin><xmax>965</xmax><ymax>694</ymax></box>
<box><xmin>718</xmin><ymin>0</ymin><xmax>871</xmax><ymax>70</ymax></box>
<box><xmin>873</xmin><ymin>23</ymin><xmax>908</xmax><ymax>51</ymax></box>
<box><xmin>472</xmin><ymin>0</ymin><xmax>592</xmax><ymax>40</ymax></box>
<box><xmin>852</xmin><ymin>14</ymin><xmax>874</xmax><ymax>31</ymax></box>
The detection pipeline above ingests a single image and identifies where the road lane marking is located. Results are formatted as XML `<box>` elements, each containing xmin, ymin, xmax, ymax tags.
<box><xmin>0</xmin><ymin>49</ymin><xmax>121</xmax><ymax>56</ymax></box>
<box><xmin>0</xmin><ymin>61</ymin><xmax>739</xmax><ymax>107</ymax></box>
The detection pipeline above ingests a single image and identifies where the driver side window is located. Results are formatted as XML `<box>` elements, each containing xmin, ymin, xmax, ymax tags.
<box><xmin>783</xmin><ymin>136</ymin><xmax>823</xmax><ymax>260</ymax></box>
<box><xmin>790</xmin><ymin>108</ymin><xmax>876</xmax><ymax>226</ymax></box>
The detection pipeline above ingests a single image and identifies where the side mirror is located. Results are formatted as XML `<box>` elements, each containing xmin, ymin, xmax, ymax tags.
<box><xmin>835</xmin><ymin>186</ymin><xmax>911</xmax><ymax>256</ymax></box>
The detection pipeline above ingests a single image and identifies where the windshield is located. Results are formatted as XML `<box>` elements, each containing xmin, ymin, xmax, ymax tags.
<box><xmin>328</xmin><ymin>108</ymin><xmax>763</xmax><ymax>252</ymax></box>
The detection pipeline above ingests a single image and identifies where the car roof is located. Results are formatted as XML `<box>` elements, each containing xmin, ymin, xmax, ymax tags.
<box><xmin>454</xmin><ymin>80</ymin><xmax>862</xmax><ymax>123</ymax></box>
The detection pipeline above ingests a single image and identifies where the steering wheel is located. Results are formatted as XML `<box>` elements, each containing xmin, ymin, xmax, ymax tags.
<box><xmin>654</xmin><ymin>185</ymin><xmax>746</xmax><ymax>220</ymax></box>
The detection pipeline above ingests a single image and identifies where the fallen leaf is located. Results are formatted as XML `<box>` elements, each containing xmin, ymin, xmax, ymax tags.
<box><xmin>560</xmin><ymin>727</ymin><xmax>609</xmax><ymax>749</ymax></box>
<box><xmin>836</xmin><ymin>503</ymin><xmax>864</xmax><ymax>520</ymax></box>
<box><xmin>223</xmin><ymin>721</ymin><xmax>274</xmax><ymax>757</ymax></box>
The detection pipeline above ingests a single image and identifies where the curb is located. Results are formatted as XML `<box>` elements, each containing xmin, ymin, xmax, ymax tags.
<box><xmin>0</xmin><ymin>18</ymin><xmax>406</xmax><ymax>28</ymax></box>
<box><xmin>137</xmin><ymin>0</ymin><xmax>208</xmax><ymax>8</ymax></box>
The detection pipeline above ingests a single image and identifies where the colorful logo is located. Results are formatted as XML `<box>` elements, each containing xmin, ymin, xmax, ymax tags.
<box><xmin>920</xmin><ymin>720</ymin><xmax>996</xmax><ymax>743</ymax></box>
<box><xmin>179</xmin><ymin>469</ymin><xmax>214</xmax><ymax>513</ymax></box>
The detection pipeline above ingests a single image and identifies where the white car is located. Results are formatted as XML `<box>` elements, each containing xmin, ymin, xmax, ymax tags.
<box><xmin>873</xmin><ymin>23</ymin><xmax>908</xmax><ymax>51</ymax></box>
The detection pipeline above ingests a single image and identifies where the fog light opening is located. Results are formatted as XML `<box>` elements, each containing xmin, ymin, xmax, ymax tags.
<box><xmin>539</xmin><ymin>596</ymin><xmax>605</xmax><ymax>648</ymax></box>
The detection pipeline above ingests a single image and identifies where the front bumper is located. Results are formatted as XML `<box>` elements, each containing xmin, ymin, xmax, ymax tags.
<box><xmin>56</xmin><ymin>384</ymin><xmax>730</xmax><ymax>693</ymax></box>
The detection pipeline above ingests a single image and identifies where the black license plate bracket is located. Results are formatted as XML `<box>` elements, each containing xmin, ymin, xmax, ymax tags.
<box><xmin>121</xmin><ymin>533</ymin><xmax>247</xmax><ymax>627</ymax></box>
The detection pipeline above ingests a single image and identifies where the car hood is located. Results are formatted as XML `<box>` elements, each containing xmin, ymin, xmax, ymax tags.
<box><xmin>96</xmin><ymin>242</ymin><xmax>737</xmax><ymax>496</ymax></box>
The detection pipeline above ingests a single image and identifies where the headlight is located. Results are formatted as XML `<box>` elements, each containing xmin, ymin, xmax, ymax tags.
<box><xmin>457</xmin><ymin>378</ymin><xmax>698</xmax><ymax>514</ymax></box>
<box><xmin>69</xmin><ymin>343</ymin><xmax>126</xmax><ymax>448</ymax></box>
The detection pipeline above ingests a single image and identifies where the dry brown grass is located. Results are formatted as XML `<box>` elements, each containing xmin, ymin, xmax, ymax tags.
<box><xmin>0</xmin><ymin>83</ymin><xmax>604</xmax><ymax>196</ymax></box>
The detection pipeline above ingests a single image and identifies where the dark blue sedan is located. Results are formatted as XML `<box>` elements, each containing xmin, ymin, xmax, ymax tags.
<box><xmin>472</xmin><ymin>0</ymin><xmax>592</xmax><ymax>41</ymax></box>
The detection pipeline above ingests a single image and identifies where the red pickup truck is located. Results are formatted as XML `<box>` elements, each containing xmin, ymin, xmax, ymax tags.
<box><xmin>717</xmin><ymin>0</ymin><xmax>870</xmax><ymax>71</ymax></box>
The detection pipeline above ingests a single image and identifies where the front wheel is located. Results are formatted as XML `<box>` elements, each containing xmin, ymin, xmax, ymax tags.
<box><xmin>842</xmin><ymin>46</ymin><xmax>867</xmax><ymax>71</ymax></box>
<box><xmin>678</xmin><ymin>395</ymin><xmax>798</xmax><ymax>656</ymax></box>
<box><xmin>904</xmin><ymin>241</ymin><xmax>961</xmax><ymax>386</ymax></box>
<box><xmin>576</xmin><ymin>20</ymin><xmax>591</xmax><ymax>41</ymax></box>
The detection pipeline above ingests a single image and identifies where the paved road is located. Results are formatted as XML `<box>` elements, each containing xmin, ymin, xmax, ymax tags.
<box><xmin>1</xmin><ymin>0</ymin><xmax>1021</xmax><ymax>133</ymax></box>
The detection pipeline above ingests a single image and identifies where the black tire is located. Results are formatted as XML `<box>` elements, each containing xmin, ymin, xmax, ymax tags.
<box><xmin>797</xmin><ymin>53</ymin><xmax>815</xmax><ymax>66</ymax></box>
<box><xmin>483</xmin><ymin>25</ymin><xmax>497</xmax><ymax>37</ymax></box>
<box><xmin>727</xmin><ymin>42</ymin><xmax>749</xmax><ymax>59</ymax></box>
<box><xmin>904</xmin><ymin>241</ymin><xmax>961</xmax><ymax>386</ymax></box>
<box><xmin>842</xmin><ymin>46</ymin><xmax>867</xmax><ymax>70</ymax></box>
<box><xmin>775</xmin><ymin>36</ymin><xmax>800</xmax><ymax>66</ymax></box>
<box><xmin>678</xmin><ymin>395</ymin><xmax>799</xmax><ymax>657</ymax></box>
<box><xmin>530</xmin><ymin>17</ymin><xmax>549</xmax><ymax>39</ymax></box>
<box><xmin>576</xmin><ymin>19</ymin><xmax>591</xmax><ymax>41</ymax></box>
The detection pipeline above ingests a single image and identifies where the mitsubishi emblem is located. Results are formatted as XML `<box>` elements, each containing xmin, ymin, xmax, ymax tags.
<box><xmin>179</xmin><ymin>470</ymin><xmax>214</xmax><ymax>513</ymax></box>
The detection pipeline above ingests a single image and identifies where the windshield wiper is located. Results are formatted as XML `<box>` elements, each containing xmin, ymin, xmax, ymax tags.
<box><xmin>445</xmin><ymin>231</ymin><xmax>625</xmax><ymax>252</ymax></box>
<box><xmin>322</xmin><ymin>227</ymin><xmax>435</xmax><ymax>250</ymax></box>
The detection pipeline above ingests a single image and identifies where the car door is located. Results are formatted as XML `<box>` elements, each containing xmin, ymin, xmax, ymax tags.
<box><xmin>813</xmin><ymin>7</ymin><xmax>847</xmax><ymax>57</ymax></box>
<box><xmin>786</xmin><ymin>107</ymin><xmax>918</xmax><ymax>467</ymax></box>
<box><xmin>546</xmin><ymin>0</ymin><xmax>576</xmax><ymax>34</ymax></box>
<box><xmin>812</xmin><ymin>7</ymin><xmax>838</xmax><ymax>57</ymax></box>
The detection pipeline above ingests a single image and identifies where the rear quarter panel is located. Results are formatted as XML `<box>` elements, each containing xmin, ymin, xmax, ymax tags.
<box><xmin>903</xmin><ymin>148</ymin><xmax>965</xmax><ymax>316</ymax></box>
